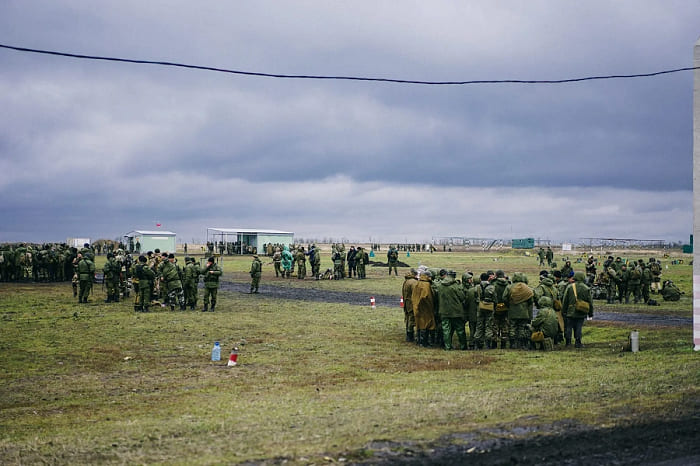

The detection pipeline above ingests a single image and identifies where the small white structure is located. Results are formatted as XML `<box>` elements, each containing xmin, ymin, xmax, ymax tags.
<box><xmin>67</xmin><ymin>237</ymin><xmax>91</xmax><ymax>248</ymax></box>
<box><xmin>124</xmin><ymin>230</ymin><xmax>177</xmax><ymax>254</ymax></box>
<box><xmin>206</xmin><ymin>228</ymin><xmax>294</xmax><ymax>255</ymax></box>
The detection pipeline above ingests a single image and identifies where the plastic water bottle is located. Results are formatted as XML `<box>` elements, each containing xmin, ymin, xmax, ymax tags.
<box><xmin>211</xmin><ymin>341</ymin><xmax>221</xmax><ymax>361</ymax></box>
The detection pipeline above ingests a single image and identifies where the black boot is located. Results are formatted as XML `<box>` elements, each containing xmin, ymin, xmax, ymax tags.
<box><xmin>104</xmin><ymin>296</ymin><xmax>112</xmax><ymax>303</ymax></box>
<box><xmin>202</xmin><ymin>304</ymin><xmax>208</xmax><ymax>312</ymax></box>
<box><xmin>210</xmin><ymin>303</ymin><xmax>216</xmax><ymax>312</ymax></box>
<box><xmin>420</xmin><ymin>330</ymin><xmax>429</xmax><ymax>347</ymax></box>
<box><xmin>114</xmin><ymin>294</ymin><xmax>119</xmax><ymax>303</ymax></box>
<box><xmin>406</xmin><ymin>331</ymin><xmax>414</xmax><ymax>342</ymax></box>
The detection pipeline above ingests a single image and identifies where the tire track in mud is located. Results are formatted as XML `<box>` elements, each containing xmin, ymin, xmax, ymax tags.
<box><xmin>219</xmin><ymin>280</ymin><xmax>691</xmax><ymax>327</ymax></box>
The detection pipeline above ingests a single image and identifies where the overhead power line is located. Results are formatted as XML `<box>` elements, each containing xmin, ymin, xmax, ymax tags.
<box><xmin>1</xmin><ymin>43</ymin><xmax>697</xmax><ymax>85</ymax></box>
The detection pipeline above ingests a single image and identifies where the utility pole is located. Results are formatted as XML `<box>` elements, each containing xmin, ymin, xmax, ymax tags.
<box><xmin>693</xmin><ymin>37</ymin><xmax>700</xmax><ymax>351</ymax></box>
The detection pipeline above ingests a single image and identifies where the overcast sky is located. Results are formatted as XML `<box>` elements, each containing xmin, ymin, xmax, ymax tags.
<box><xmin>1</xmin><ymin>1</ymin><xmax>698</xmax><ymax>245</ymax></box>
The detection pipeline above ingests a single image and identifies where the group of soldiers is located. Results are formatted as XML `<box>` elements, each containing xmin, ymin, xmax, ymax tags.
<box><xmin>402</xmin><ymin>265</ymin><xmax>595</xmax><ymax>351</ymax></box>
<box><xmin>268</xmin><ymin>244</ymin><xmax>372</xmax><ymax>280</ymax></box>
<box><xmin>0</xmin><ymin>242</ymin><xmax>79</xmax><ymax>282</ymax></box>
<box><xmin>401</xmin><ymin>252</ymin><xmax>683</xmax><ymax>352</ymax></box>
<box><xmin>70</xmin><ymin>245</ymin><xmax>223</xmax><ymax>313</ymax></box>
<box><xmin>591</xmin><ymin>255</ymin><xmax>681</xmax><ymax>304</ymax></box>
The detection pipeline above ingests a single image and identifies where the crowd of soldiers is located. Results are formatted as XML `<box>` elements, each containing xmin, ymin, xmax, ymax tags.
<box><xmin>1</xmin><ymin>242</ymin><xmax>90</xmax><ymax>283</ymax></box>
<box><xmin>28</xmin><ymin>242</ymin><xmax>225</xmax><ymax>313</ymax></box>
<box><xmin>267</xmin><ymin>243</ymin><xmax>374</xmax><ymax>280</ymax></box>
<box><xmin>402</xmin><ymin>266</ymin><xmax>593</xmax><ymax>351</ymax></box>
<box><xmin>590</xmin><ymin>255</ymin><xmax>681</xmax><ymax>304</ymax></box>
<box><xmin>401</xmin><ymin>253</ymin><xmax>682</xmax><ymax>352</ymax></box>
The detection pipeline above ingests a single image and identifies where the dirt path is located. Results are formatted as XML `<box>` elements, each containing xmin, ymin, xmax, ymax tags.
<box><xmin>220</xmin><ymin>280</ymin><xmax>692</xmax><ymax>327</ymax></box>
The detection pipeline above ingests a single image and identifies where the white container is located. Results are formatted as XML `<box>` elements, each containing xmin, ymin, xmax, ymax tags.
<box><xmin>630</xmin><ymin>331</ymin><xmax>639</xmax><ymax>353</ymax></box>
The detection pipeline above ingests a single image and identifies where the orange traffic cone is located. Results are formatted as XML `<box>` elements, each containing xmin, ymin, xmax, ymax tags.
<box><xmin>400</xmin><ymin>296</ymin><xmax>404</xmax><ymax>308</ymax></box>
<box><xmin>370</xmin><ymin>296</ymin><xmax>376</xmax><ymax>309</ymax></box>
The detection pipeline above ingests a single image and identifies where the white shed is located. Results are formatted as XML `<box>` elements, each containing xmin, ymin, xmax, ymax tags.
<box><xmin>124</xmin><ymin>230</ymin><xmax>177</xmax><ymax>254</ymax></box>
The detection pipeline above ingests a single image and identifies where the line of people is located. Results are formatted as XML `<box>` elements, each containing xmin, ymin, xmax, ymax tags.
<box><xmin>402</xmin><ymin>266</ymin><xmax>595</xmax><ymax>351</ymax></box>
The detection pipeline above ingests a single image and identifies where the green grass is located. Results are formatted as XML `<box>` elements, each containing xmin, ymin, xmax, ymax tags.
<box><xmin>1</xmin><ymin>250</ymin><xmax>697</xmax><ymax>464</ymax></box>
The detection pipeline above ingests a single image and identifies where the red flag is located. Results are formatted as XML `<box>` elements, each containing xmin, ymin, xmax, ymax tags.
<box><xmin>156</xmin><ymin>223</ymin><xmax>161</xmax><ymax>227</ymax></box>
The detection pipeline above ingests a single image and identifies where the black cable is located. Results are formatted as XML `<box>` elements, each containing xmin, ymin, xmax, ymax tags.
<box><xmin>1</xmin><ymin>42</ymin><xmax>697</xmax><ymax>85</ymax></box>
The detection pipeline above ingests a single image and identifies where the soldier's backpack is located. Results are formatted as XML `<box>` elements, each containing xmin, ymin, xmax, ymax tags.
<box><xmin>650</xmin><ymin>262</ymin><xmax>661</xmax><ymax>275</ymax></box>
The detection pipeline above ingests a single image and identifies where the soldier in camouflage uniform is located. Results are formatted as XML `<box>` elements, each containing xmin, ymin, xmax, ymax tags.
<box><xmin>490</xmin><ymin>270</ymin><xmax>510</xmax><ymax>349</ymax></box>
<box><xmin>648</xmin><ymin>258</ymin><xmax>662</xmax><ymax>294</ymax></box>
<box><xmin>639</xmin><ymin>259</ymin><xmax>652</xmax><ymax>303</ymax></box>
<box><xmin>183</xmin><ymin>257</ymin><xmax>201</xmax><ymax>309</ymax></box>
<box><xmin>562</xmin><ymin>271</ymin><xmax>594</xmax><ymax>348</ymax></box>
<box><xmin>281</xmin><ymin>246</ymin><xmax>293</xmax><ymax>278</ymax></box>
<box><xmin>161</xmin><ymin>254</ymin><xmax>185</xmax><ymax>310</ymax></box>
<box><xmin>295</xmin><ymin>247</ymin><xmax>307</xmax><ymax>279</ymax></box>
<box><xmin>474</xmin><ymin>272</ymin><xmax>495</xmax><ymax>350</ymax></box>
<box><xmin>201</xmin><ymin>256</ymin><xmax>222</xmax><ymax>312</ymax></box>
<box><xmin>133</xmin><ymin>255</ymin><xmax>155</xmax><ymax>312</ymax></box>
<box><xmin>272</xmin><ymin>248</ymin><xmax>282</xmax><ymax>277</ymax></box>
<box><xmin>462</xmin><ymin>272</ymin><xmax>478</xmax><ymax>350</ymax></box>
<box><xmin>249</xmin><ymin>254</ymin><xmax>262</xmax><ymax>293</ymax></box>
<box><xmin>103</xmin><ymin>253</ymin><xmax>120</xmax><ymax>303</ymax></box>
<box><xmin>356</xmin><ymin>247</ymin><xmax>369</xmax><ymax>279</ymax></box>
<box><xmin>436</xmin><ymin>270</ymin><xmax>467</xmax><ymax>350</ymax></box>
<box><xmin>387</xmin><ymin>246</ymin><xmax>399</xmax><ymax>276</ymax></box>
<box><xmin>75</xmin><ymin>252</ymin><xmax>95</xmax><ymax>303</ymax></box>
<box><xmin>503</xmin><ymin>272</ymin><xmax>534</xmax><ymax>349</ymax></box>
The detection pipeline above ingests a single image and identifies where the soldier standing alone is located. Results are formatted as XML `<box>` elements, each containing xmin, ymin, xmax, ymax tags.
<box><xmin>201</xmin><ymin>257</ymin><xmax>222</xmax><ymax>312</ymax></box>
<box><xmin>250</xmin><ymin>254</ymin><xmax>262</xmax><ymax>293</ymax></box>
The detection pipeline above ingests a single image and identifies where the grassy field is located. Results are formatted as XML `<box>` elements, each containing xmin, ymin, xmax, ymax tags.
<box><xmin>0</xmin><ymin>250</ymin><xmax>697</xmax><ymax>464</ymax></box>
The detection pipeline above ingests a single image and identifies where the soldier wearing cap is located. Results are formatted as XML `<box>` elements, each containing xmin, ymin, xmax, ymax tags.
<box><xmin>250</xmin><ymin>254</ymin><xmax>262</xmax><ymax>293</ymax></box>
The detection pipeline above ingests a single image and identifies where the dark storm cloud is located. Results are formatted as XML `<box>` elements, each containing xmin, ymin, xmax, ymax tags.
<box><xmin>0</xmin><ymin>1</ymin><xmax>696</xmax><ymax>243</ymax></box>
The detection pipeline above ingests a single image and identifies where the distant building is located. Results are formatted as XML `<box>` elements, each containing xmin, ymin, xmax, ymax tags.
<box><xmin>66</xmin><ymin>237</ymin><xmax>91</xmax><ymax>248</ymax></box>
<box><xmin>124</xmin><ymin>230</ymin><xmax>177</xmax><ymax>254</ymax></box>
<box><xmin>206</xmin><ymin>228</ymin><xmax>294</xmax><ymax>255</ymax></box>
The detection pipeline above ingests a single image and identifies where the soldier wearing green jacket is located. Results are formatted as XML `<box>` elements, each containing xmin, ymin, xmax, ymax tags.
<box><xmin>295</xmin><ymin>247</ymin><xmax>307</xmax><ymax>279</ymax></box>
<box><xmin>250</xmin><ymin>254</ymin><xmax>262</xmax><ymax>293</ymax></box>
<box><xmin>474</xmin><ymin>272</ymin><xmax>495</xmax><ymax>350</ymax></box>
<box><xmin>639</xmin><ymin>260</ymin><xmax>652</xmax><ymax>303</ymax></box>
<box><xmin>462</xmin><ymin>272</ymin><xmax>478</xmax><ymax>350</ymax></box>
<box><xmin>183</xmin><ymin>257</ymin><xmax>201</xmax><ymax>309</ymax></box>
<box><xmin>103</xmin><ymin>253</ymin><xmax>120</xmax><ymax>303</ymax></box>
<box><xmin>75</xmin><ymin>253</ymin><xmax>95</xmax><ymax>303</ymax></box>
<box><xmin>530</xmin><ymin>296</ymin><xmax>560</xmax><ymax>348</ymax></box>
<box><xmin>134</xmin><ymin>255</ymin><xmax>156</xmax><ymax>312</ymax></box>
<box><xmin>435</xmin><ymin>271</ymin><xmax>467</xmax><ymax>350</ymax></box>
<box><xmin>562</xmin><ymin>271</ymin><xmax>594</xmax><ymax>348</ymax></box>
<box><xmin>503</xmin><ymin>272</ymin><xmax>534</xmax><ymax>349</ymax></box>
<box><xmin>490</xmin><ymin>270</ymin><xmax>510</xmax><ymax>349</ymax></box>
<box><xmin>160</xmin><ymin>254</ymin><xmax>185</xmax><ymax>310</ymax></box>
<box><xmin>201</xmin><ymin>257</ymin><xmax>222</xmax><ymax>312</ymax></box>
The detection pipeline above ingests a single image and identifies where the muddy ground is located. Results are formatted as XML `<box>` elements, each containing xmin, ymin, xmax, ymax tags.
<box><xmin>223</xmin><ymin>280</ymin><xmax>698</xmax><ymax>465</ymax></box>
<box><xmin>219</xmin><ymin>280</ymin><xmax>692</xmax><ymax>327</ymax></box>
